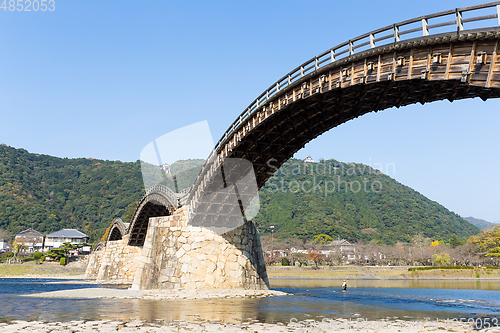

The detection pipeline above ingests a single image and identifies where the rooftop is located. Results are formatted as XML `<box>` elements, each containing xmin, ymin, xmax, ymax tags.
<box><xmin>328</xmin><ymin>239</ymin><xmax>353</xmax><ymax>246</ymax></box>
<box><xmin>46</xmin><ymin>229</ymin><xmax>88</xmax><ymax>238</ymax></box>
<box><xmin>15</xmin><ymin>228</ymin><xmax>43</xmax><ymax>236</ymax></box>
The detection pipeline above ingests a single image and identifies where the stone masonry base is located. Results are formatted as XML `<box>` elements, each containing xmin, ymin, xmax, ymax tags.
<box><xmin>85</xmin><ymin>207</ymin><xmax>269</xmax><ymax>290</ymax></box>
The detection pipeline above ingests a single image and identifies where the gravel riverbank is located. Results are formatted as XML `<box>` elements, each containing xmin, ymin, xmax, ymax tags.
<box><xmin>0</xmin><ymin>318</ymin><xmax>484</xmax><ymax>333</ymax></box>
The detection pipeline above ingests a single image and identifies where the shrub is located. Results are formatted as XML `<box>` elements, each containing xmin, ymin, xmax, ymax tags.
<box><xmin>60</xmin><ymin>257</ymin><xmax>66</xmax><ymax>266</ymax></box>
<box><xmin>408</xmin><ymin>266</ymin><xmax>498</xmax><ymax>272</ymax></box>
<box><xmin>281</xmin><ymin>258</ymin><xmax>290</xmax><ymax>266</ymax></box>
<box><xmin>33</xmin><ymin>252</ymin><xmax>43</xmax><ymax>260</ymax></box>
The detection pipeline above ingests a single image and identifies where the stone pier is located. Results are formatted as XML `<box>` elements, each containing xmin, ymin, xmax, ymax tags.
<box><xmin>85</xmin><ymin>207</ymin><xmax>269</xmax><ymax>290</ymax></box>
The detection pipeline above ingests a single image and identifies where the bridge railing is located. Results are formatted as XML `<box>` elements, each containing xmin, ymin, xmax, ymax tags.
<box><xmin>186</xmin><ymin>1</ymin><xmax>500</xmax><ymax>209</ymax></box>
<box><xmin>144</xmin><ymin>184</ymin><xmax>179</xmax><ymax>209</ymax></box>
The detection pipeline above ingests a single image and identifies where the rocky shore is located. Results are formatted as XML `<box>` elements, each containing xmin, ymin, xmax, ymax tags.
<box><xmin>0</xmin><ymin>318</ymin><xmax>484</xmax><ymax>333</ymax></box>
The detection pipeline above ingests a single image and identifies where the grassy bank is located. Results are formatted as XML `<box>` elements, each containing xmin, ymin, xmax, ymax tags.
<box><xmin>267</xmin><ymin>265</ymin><xmax>500</xmax><ymax>280</ymax></box>
<box><xmin>0</xmin><ymin>263</ymin><xmax>86</xmax><ymax>277</ymax></box>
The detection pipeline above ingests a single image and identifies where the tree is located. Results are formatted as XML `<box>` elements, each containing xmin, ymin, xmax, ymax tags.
<box><xmin>306</xmin><ymin>249</ymin><xmax>324</xmax><ymax>267</ymax></box>
<box><xmin>10</xmin><ymin>240</ymin><xmax>26</xmax><ymax>263</ymax></box>
<box><xmin>449</xmin><ymin>234</ymin><xmax>463</xmax><ymax>248</ymax></box>
<box><xmin>100</xmin><ymin>226</ymin><xmax>111</xmax><ymax>242</ymax></box>
<box><xmin>33</xmin><ymin>251</ymin><xmax>43</xmax><ymax>264</ymax></box>
<box><xmin>46</xmin><ymin>242</ymin><xmax>90</xmax><ymax>261</ymax></box>
<box><xmin>281</xmin><ymin>258</ymin><xmax>290</xmax><ymax>266</ymax></box>
<box><xmin>469</xmin><ymin>226</ymin><xmax>500</xmax><ymax>258</ymax></box>
<box><xmin>432</xmin><ymin>252</ymin><xmax>450</xmax><ymax>266</ymax></box>
<box><xmin>312</xmin><ymin>234</ymin><xmax>334</xmax><ymax>245</ymax></box>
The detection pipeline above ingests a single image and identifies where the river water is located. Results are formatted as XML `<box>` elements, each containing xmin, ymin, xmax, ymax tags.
<box><xmin>0</xmin><ymin>278</ymin><xmax>499</xmax><ymax>324</ymax></box>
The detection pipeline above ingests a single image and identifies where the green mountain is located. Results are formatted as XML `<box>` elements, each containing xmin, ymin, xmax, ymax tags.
<box><xmin>253</xmin><ymin>159</ymin><xmax>480</xmax><ymax>244</ymax></box>
<box><xmin>463</xmin><ymin>216</ymin><xmax>498</xmax><ymax>230</ymax></box>
<box><xmin>0</xmin><ymin>145</ymin><xmax>479</xmax><ymax>244</ymax></box>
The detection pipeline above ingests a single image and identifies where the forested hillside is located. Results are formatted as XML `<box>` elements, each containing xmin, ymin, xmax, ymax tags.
<box><xmin>0</xmin><ymin>145</ymin><xmax>480</xmax><ymax>244</ymax></box>
<box><xmin>0</xmin><ymin>145</ymin><xmax>144</xmax><ymax>241</ymax></box>
<box><xmin>254</xmin><ymin>159</ymin><xmax>480</xmax><ymax>244</ymax></box>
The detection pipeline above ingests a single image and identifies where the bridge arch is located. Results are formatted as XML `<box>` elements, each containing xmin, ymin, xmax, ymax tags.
<box><xmin>186</xmin><ymin>3</ymin><xmax>500</xmax><ymax>217</ymax></box>
<box><xmin>107</xmin><ymin>218</ymin><xmax>128</xmax><ymax>242</ymax></box>
<box><xmin>128</xmin><ymin>185</ymin><xmax>178</xmax><ymax>246</ymax></box>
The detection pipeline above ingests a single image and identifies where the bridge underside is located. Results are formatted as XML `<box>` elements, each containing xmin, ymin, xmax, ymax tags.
<box><xmin>233</xmin><ymin>79</ymin><xmax>500</xmax><ymax>188</ymax></box>
<box><xmin>128</xmin><ymin>197</ymin><xmax>173</xmax><ymax>246</ymax></box>
<box><xmin>108</xmin><ymin>226</ymin><xmax>123</xmax><ymax>241</ymax></box>
<box><xmin>204</xmin><ymin>36</ymin><xmax>500</xmax><ymax>191</ymax></box>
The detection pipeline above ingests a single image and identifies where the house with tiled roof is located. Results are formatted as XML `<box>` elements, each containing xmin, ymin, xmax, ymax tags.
<box><xmin>14</xmin><ymin>228</ymin><xmax>44</xmax><ymax>252</ymax></box>
<box><xmin>44</xmin><ymin>229</ymin><xmax>90</xmax><ymax>252</ymax></box>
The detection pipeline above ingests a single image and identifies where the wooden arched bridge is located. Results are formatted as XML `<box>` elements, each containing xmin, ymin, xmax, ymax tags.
<box><xmin>125</xmin><ymin>2</ymin><xmax>500</xmax><ymax>245</ymax></box>
<box><xmin>87</xmin><ymin>2</ymin><xmax>500</xmax><ymax>290</ymax></box>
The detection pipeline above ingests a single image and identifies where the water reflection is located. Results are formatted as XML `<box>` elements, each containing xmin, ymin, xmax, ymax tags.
<box><xmin>270</xmin><ymin>279</ymin><xmax>500</xmax><ymax>291</ymax></box>
<box><xmin>130</xmin><ymin>298</ymin><xmax>267</xmax><ymax>323</ymax></box>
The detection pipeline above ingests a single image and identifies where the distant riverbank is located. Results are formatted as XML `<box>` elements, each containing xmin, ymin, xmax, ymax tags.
<box><xmin>0</xmin><ymin>263</ymin><xmax>86</xmax><ymax>278</ymax></box>
<box><xmin>267</xmin><ymin>265</ymin><xmax>500</xmax><ymax>280</ymax></box>
<box><xmin>2</xmin><ymin>263</ymin><xmax>500</xmax><ymax>281</ymax></box>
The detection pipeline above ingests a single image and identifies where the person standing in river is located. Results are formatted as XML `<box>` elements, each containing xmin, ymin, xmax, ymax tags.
<box><xmin>342</xmin><ymin>280</ymin><xmax>347</xmax><ymax>291</ymax></box>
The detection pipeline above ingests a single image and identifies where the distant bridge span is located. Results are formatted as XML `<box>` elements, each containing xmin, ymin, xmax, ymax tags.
<box><xmin>129</xmin><ymin>2</ymin><xmax>500</xmax><ymax>243</ymax></box>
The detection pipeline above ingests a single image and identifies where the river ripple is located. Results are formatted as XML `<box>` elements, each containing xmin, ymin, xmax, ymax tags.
<box><xmin>0</xmin><ymin>278</ymin><xmax>499</xmax><ymax>324</ymax></box>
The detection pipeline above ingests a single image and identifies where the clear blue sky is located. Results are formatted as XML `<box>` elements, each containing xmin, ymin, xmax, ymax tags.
<box><xmin>0</xmin><ymin>0</ymin><xmax>499</xmax><ymax>222</ymax></box>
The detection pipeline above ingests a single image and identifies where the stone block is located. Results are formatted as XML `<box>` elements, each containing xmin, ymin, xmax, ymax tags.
<box><xmin>179</xmin><ymin>255</ymin><xmax>192</xmax><ymax>264</ymax></box>
<box><xmin>196</xmin><ymin>266</ymin><xmax>206</xmax><ymax>277</ymax></box>
<box><xmin>227</xmin><ymin>253</ymin><xmax>236</xmax><ymax>262</ymax></box>
<box><xmin>180</xmin><ymin>274</ymin><xmax>190</xmax><ymax>284</ymax></box>
<box><xmin>206</xmin><ymin>274</ymin><xmax>215</xmax><ymax>287</ymax></box>
<box><xmin>181</xmin><ymin>243</ymin><xmax>191</xmax><ymax>252</ymax></box>
<box><xmin>237</xmin><ymin>255</ymin><xmax>247</xmax><ymax>267</ymax></box>
<box><xmin>216</xmin><ymin>261</ymin><xmax>225</xmax><ymax>270</ymax></box>
<box><xmin>175</xmin><ymin>248</ymin><xmax>185</xmax><ymax>258</ymax></box>
<box><xmin>227</xmin><ymin>261</ymin><xmax>240</xmax><ymax>271</ymax></box>
<box><xmin>185</xmin><ymin>281</ymin><xmax>196</xmax><ymax>289</ymax></box>
<box><xmin>206</xmin><ymin>261</ymin><xmax>216</xmax><ymax>274</ymax></box>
